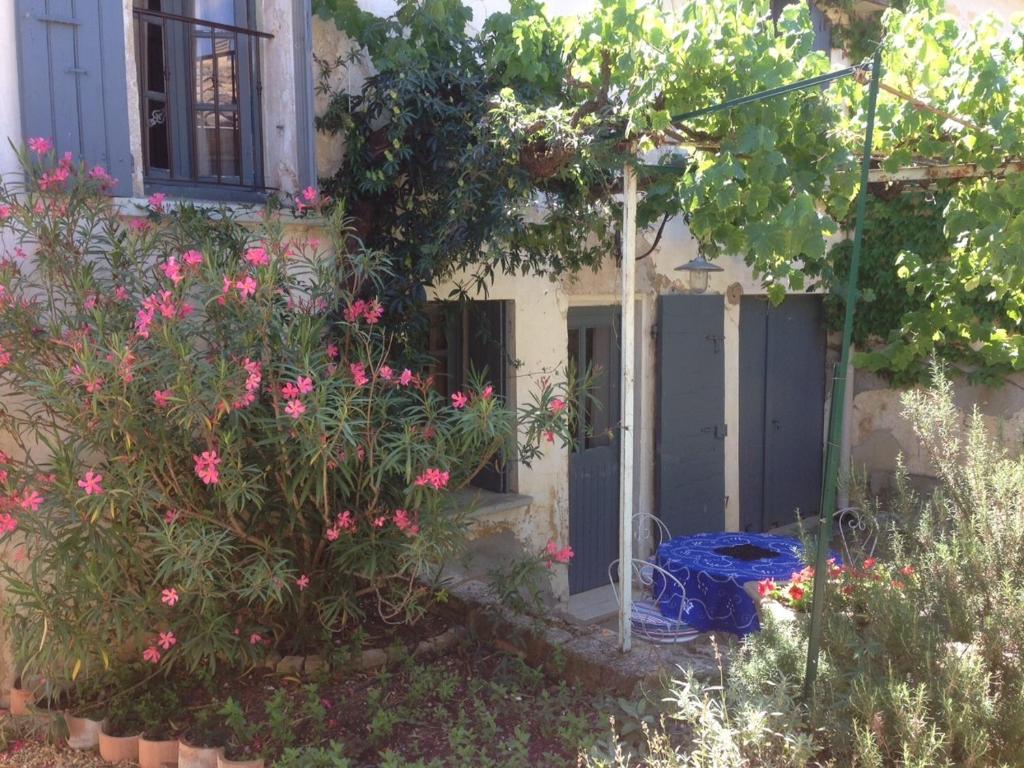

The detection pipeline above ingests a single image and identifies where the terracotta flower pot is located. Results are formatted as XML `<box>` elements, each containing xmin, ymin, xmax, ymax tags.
<box><xmin>178</xmin><ymin>739</ymin><xmax>224</xmax><ymax>768</ymax></box>
<box><xmin>218</xmin><ymin>755</ymin><xmax>264</xmax><ymax>768</ymax></box>
<box><xmin>65</xmin><ymin>711</ymin><xmax>107</xmax><ymax>749</ymax></box>
<box><xmin>9</xmin><ymin>686</ymin><xmax>35</xmax><ymax>716</ymax></box>
<box><xmin>138</xmin><ymin>734</ymin><xmax>180</xmax><ymax>768</ymax></box>
<box><xmin>98</xmin><ymin>729</ymin><xmax>140</xmax><ymax>763</ymax></box>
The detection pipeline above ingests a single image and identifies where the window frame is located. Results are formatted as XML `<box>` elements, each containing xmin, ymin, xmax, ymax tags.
<box><xmin>133</xmin><ymin>0</ymin><xmax>268</xmax><ymax>200</ymax></box>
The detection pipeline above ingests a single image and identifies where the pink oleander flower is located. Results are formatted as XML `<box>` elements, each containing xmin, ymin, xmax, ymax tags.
<box><xmin>326</xmin><ymin>342</ymin><xmax>339</xmax><ymax>360</ymax></box>
<box><xmin>281</xmin><ymin>382</ymin><xmax>300</xmax><ymax>399</ymax></box>
<box><xmin>285</xmin><ymin>399</ymin><xmax>306</xmax><ymax>419</ymax></box>
<box><xmin>77</xmin><ymin>470</ymin><xmax>103</xmax><ymax>496</ymax></box>
<box><xmin>28</xmin><ymin>137</ymin><xmax>53</xmax><ymax>155</ymax></box>
<box><xmin>164</xmin><ymin>509</ymin><xmax>179</xmax><ymax>524</ymax></box>
<box><xmin>161</xmin><ymin>256</ymin><xmax>183</xmax><ymax>285</ymax></box>
<box><xmin>296</xmin><ymin>376</ymin><xmax>314</xmax><ymax>394</ymax></box>
<box><xmin>302</xmin><ymin>186</ymin><xmax>318</xmax><ymax>202</ymax></box>
<box><xmin>249</xmin><ymin>633</ymin><xmax>262</xmax><ymax>645</ymax></box>
<box><xmin>153</xmin><ymin>389</ymin><xmax>173</xmax><ymax>408</ymax></box>
<box><xmin>88</xmin><ymin>166</ymin><xmax>117</xmax><ymax>190</ymax></box>
<box><xmin>372</xmin><ymin>516</ymin><xmax>387</xmax><ymax>528</ymax></box>
<box><xmin>350</xmin><ymin>363</ymin><xmax>369</xmax><ymax>387</ymax></box>
<box><xmin>236</xmin><ymin>276</ymin><xmax>258</xmax><ymax>299</ymax></box>
<box><xmin>399</xmin><ymin>369</ymin><xmax>414</xmax><ymax>386</ymax></box>
<box><xmin>193</xmin><ymin>450</ymin><xmax>220</xmax><ymax>485</ymax></box>
<box><xmin>183</xmin><ymin>249</ymin><xmax>203</xmax><ymax>266</ymax></box>
<box><xmin>148</xmin><ymin>192</ymin><xmax>166</xmax><ymax>212</ymax></box>
<box><xmin>378</xmin><ymin>365</ymin><xmax>394</xmax><ymax>381</ymax></box>
<box><xmin>544</xmin><ymin>430</ymin><xmax>555</xmax><ymax>443</ymax></box>
<box><xmin>414</xmin><ymin>468</ymin><xmax>449</xmax><ymax>490</ymax></box>
<box><xmin>0</xmin><ymin>513</ymin><xmax>18</xmax><ymax>536</ymax></box>
<box><xmin>393</xmin><ymin>509</ymin><xmax>413</xmax><ymax>532</ymax></box>
<box><xmin>114</xmin><ymin>286</ymin><xmax>129</xmax><ymax>301</ymax></box>
<box><xmin>344</xmin><ymin>299</ymin><xmax>367</xmax><ymax>323</ymax></box>
<box><xmin>363</xmin><ymin>300</ymin><xmax>384</xmax><ymax>324</ymax></box>
<box><xmin>244</xmin><ymin>247</ymin><xmax>269</xmax><ymax>267</ymax></box>
<box><xmin>128</xmin><ymin>218</ymin><xmax>150</xmax><ymax>233</ymax></box>
<box><xmin>158</xmin><ymin>631</ymin><xmax>177</xmax><ymax>650</ymax></box>
<box><xmin>544</xmin><ymin>540</ymin><xmax>574</xmax><ymax>567</ymax></box>
<box><xmin>549</xmin><ymin>398</ymin><xmax>566</xmax><ymax>413</ymax></box>
<box><xmin>143</xmin><ymin>646</ymin><xmax>161</xmax><ymax>664</ymax></box>
<box><xmin>161</xmin><ymin>587</ymin><xmax>179</xmax><ymax>607</ymax></box>
<box><xmin>481</xmin><ymin>385</ymin><xmax>494</xmax><ymax>400</ymax></box>
<box><xmin>0</xmin><ymin>344</ymin><xmax>9</xmax><ymax>369</ymax></box>
<box><xmin>451</xmin><ymin>391</ymin><xmax>468</xmax><ymax>409</ymax></box>
<box><xmin>20</xmin><ymin>490</ymin><xmax>43</xmax><ymax>512</ymax></box>
<box><xmin>296</xmin><ymin>574</ymin><xmax>310</xmax><ymax>591</ymax></box>
<box><xmin>325</xmin><ymin>526</ymin><xmax>340</xmax><ymax>541</ymax></box>
<box><xmin>0</xmin><ymin>204</ymin><xmax>12</xmax><ymax>219</ymax></box>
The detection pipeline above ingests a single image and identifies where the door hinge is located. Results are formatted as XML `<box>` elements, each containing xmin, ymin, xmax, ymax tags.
<box><xmin>705</xmin><ymin>333</ymin><xmax>724</xmax><ymax>353</ymax></box>
<box><xmin>701</xmin><ymin>424</ymin><xmax>728</xmax><ymax>439</ymax></box>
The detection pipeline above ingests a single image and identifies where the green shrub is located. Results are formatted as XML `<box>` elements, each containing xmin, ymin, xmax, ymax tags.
<box><xmin>0</xmin><ymin>143</ymin><xmax>576</xmax><ymax>682</ymax></box>
<box><xmin>585</xmin><ymin>365</ymin><xmax>1024</xmax><ymax>767</ymax></box>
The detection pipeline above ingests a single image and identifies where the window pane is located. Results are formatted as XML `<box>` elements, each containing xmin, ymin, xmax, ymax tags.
<box><xmin>195</xmin><ymin>109</ymin><xmax>239</xmax><ymax>179</ymax></box>
<box><xmin>194</xmin><ymin>35</ymin><xmax>237</xmax><ymax>106</ymax></box>
<box><xmin>193</xmin><ymin>0</ymin><xmax>236</xmax><ymax>24</ymax></box>
<box><xmin>147</xmin><ymin>98</ymin><xmax>170</xmax><ymax>172</ymax></box>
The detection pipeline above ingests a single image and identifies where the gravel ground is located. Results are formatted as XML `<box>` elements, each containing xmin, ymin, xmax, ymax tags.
<box><xmin>0</xmin><ymin>713</ymin><xmax>108</xmax><ymax>768</ymax></box>
<box><xmin>0</xmin><ymin>741</ymin><xmax>108</xmax><ymax>768</ymax></box>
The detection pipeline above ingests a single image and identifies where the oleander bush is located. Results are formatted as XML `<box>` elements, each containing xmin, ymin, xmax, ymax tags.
<box><xmin>0</xmin><ymin>142</ymin><xmax>575</xmax><ymax>682</ymax></box>
<box><xmin>586</xmin><ymin>365</ymin><xmax>1024</xmax><ymax>767</ymax></box>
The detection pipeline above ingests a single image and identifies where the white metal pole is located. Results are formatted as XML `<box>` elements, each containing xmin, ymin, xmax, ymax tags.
<box><xmin>618</xmin><ymin>163</ymin><xmax>637</xmax><ymax>653</ymax></box>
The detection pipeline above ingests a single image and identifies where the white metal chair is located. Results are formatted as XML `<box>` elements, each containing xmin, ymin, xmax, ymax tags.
<box><xmin>634</xmin><ymin>511</ymin><xmax>672</xmax><ymax>582</ymax></box>
<box><xmin>609</xmin><ymin>558</ymin><xmax>701</xmax><ymax>644</ymax></box>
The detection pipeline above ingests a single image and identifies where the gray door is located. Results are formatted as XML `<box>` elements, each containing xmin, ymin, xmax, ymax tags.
<box><xmin>567</xmin><ymin>307</ymin><xmax>621</xmax><ymax>595</ymax></box>
<box><xmin>656</xmin><ymin>295</ymin><xmax>726</xmax><ymax>536</ymax></box>
<box><xmin>739</xmin><ymin>296</ymin><xmax>826</xmax><ymax>532</ymax></box>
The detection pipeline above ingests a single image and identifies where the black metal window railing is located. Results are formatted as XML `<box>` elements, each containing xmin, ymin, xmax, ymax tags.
<box><xmin>132</xmin><ymin>3</ymin><xmax>272</xmax><ymax>196</ymax></box>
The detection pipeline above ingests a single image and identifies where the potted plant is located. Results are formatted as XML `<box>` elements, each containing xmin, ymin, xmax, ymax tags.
<box><xmin>63</xmin><ymin>675</ymin><xmax>109</xmax><ymax>750</ymax></box>
<box><xmin>137</xmin><ymin>687</ymin><xmax>182</xmax><ymax>768</ymax></box>
<box><xmin>98</xmin><ymin>695</ymin><xmax>143</xmax><ymax>763</ymax></box>
<box><xmin>179</xmin><ymin>708</ymin><xmax>227</xmax><ymax>768</ymax></box>
<box><xmin>215</xmin><ymin>697</ymin><xmax>264</xmax><ymax>768</ymax></box>
<box><xmin>9</xmin><ymin>673</ymin><xmax>44</xmax><ymax>716</ymax></box>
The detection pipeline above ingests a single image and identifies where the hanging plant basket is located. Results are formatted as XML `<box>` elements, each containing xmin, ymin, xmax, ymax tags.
<box><xmin>518</xmin><ymin>142</ymin><xmax>574</xmax><ymax>180</ymax></box>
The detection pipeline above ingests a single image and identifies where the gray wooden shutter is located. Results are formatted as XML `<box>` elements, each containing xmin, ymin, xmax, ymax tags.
<box><xmin>16</xmin><ymin>0</ymin><xmax>133</xmax><ymax>196</ymax></box>
<box><xmin>656</xmin><ymin>294</ymin><xmax>726</xmax><ymax>536</ymax></box>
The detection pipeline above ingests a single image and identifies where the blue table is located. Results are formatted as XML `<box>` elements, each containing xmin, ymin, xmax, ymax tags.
<box><xmin>653</xmin><ymin>532</ymin><xmax>812</xmax><ymax>636</ymax></box>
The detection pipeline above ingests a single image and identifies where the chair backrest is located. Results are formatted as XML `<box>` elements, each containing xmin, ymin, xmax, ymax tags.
<box><xmin>835</xmin><ymin>506</ymin><xmax>882</xmax><ymax>565</ymax></box>
<box><xmin>608</xmin><ymin>557</ymin><xmax>689</xmax><ymax>621</ymax></box>
<box><xmin>633</xmin><ymin>512</ymin><xmax>672</xmax><ymax>555</ymax></box>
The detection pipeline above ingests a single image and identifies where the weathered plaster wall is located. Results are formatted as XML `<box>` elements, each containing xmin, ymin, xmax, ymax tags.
<box><xmin>851</xmin><ymin>370</ymin><xmax>1024</xmax><ymax>493</ymax></box>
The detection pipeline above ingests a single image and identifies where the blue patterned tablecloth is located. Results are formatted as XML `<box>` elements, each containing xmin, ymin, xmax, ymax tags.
<box><xmin>654</xmin><ymin>532</ymin><xmax>812</xmax><ymax>636</ymax></box>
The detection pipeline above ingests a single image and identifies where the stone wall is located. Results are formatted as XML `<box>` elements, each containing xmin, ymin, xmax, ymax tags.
<box><xmin>851</xmin><ymin>369</ymin><xmax>1024</xmax><ymax>494</ymax></box>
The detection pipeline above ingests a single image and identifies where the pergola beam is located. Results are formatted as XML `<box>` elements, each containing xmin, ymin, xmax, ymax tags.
<box><xmin>868</xmin><ymin>161</ymin><xmax>1024</xmax><ymax>184</ymax></box>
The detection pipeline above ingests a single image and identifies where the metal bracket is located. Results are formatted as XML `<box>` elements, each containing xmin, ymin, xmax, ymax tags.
<box><xmin>32</xmin><ymin>14</ymin><xmax>81</xmax><ymax>26</ymax></box>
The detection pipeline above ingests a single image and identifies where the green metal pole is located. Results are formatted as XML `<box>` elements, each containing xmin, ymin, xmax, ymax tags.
<box><xmin>803</xmin><ymin>47</ymin><xmax>883</xmax><ymax>703</ymax></box>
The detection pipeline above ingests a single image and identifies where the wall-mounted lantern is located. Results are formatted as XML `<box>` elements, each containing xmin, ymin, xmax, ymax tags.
<box><xmin>674</xmin><ymin>255</ymin><xmax>724</xmax><ymax>294</ymax></box>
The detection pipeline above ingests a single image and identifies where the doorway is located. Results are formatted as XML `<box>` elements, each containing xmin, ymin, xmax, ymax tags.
<box><xmin>567</xmin><ymin>307</ymin><xmax>621</xmax><ymax>595</ymax></box>
<box><xmin>739</xmin><ymin>295</ymin><xmax>826</xmax><ymax>532</ymax></box>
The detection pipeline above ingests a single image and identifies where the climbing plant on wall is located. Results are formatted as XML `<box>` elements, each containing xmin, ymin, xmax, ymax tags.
<box><xmin>313</xmin><ymin>0</ymin><xmax>1024</xmax><ymax>379</ymax></box>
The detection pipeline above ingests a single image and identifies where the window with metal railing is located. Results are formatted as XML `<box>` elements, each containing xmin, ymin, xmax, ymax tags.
<box><xmin>132</xmin><ymin>0</ymin><xmax>270</xmax><ymax>198</ymax></box>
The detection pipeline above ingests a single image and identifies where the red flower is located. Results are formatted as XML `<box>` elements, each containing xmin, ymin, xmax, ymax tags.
<box><xmin>787</xmin><ymin>584</ymin><xmax>805</xmax><ymax>602</ymax></box>
<box><xmin>757</xmin><ymin>578</ymin><xmax>776</xmax><ymax>597</ymax></box>
<box><xmin>900</xmin><ymin>565</ymin><xmax>915</xmax><ymax>576</ymax></box>
<box><xmin>863</xmin><ymin>557</ymin><xmax>877</xmax><ymax>570</ymax></box>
